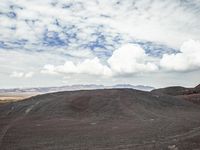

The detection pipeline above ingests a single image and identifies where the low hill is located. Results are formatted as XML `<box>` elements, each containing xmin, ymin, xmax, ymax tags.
<box><xmin>195</xmin><ymin>84</ymin><xmax>200</xmax><ymax>91</ymax></box>
<box><xmin>0</xmin><ymin>89</ymin><xmax>200</xmax><ymax>149</ymax></box>
<box><xmin>152</xmin><ymin>84</ymin><xmax>200</xmax><ymax>104</ymax></box>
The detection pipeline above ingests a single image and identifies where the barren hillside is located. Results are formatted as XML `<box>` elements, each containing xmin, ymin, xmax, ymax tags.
<box><xmin>0</xmin><ymin>89</ymin><xmax>200</xmax><ymax>150</ymax></box>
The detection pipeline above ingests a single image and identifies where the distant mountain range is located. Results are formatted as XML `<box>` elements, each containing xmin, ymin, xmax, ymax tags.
<box><xmin>0</xmin><ymin>84</ymin><xmax>154</xmax><ymax>94</ymax></box>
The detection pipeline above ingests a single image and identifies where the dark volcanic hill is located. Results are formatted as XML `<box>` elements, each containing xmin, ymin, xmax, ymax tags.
<box><xmin>195</xmin><ymin>84</ymin><xmax>200</xmax><ymax>91</ymax></box>
<box><xmin>0</xmin><ymin>89</ymin><xmax>200</xmax><ymax>150</ymax></box>
<box><xmin>152</xmin><ymin>84</ymin><xmax>200</xmax><ymax>104</ymax></box>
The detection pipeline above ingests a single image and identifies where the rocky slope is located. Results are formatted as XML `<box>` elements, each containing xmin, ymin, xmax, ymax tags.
<box><xmin>152</xmin><ymin>84</ymin><xmax>200</xmax><ymax>104</ymax></box>
<box><xmin>0</xmin><ymin>89</ymin><xmax>200</xmax><ymax>149</ymax></box>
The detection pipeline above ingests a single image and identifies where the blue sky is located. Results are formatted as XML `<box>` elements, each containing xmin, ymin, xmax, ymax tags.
<box><xmin>0</xmin><ymin>0</ymin><xmax>200</xmax><ymax>88</ymax></box>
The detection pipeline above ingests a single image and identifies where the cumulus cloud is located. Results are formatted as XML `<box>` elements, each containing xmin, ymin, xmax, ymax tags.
<box><xmin>108</xmin><ymin>44</ymin><xmax>158</xmax><ymax>75</ymax></box>
<box><xmin>41</xmin><ymin>64</ymin><xmax>58</xmax><ymax>75</ymax></box>
<box><xmin>10</xmin><ymin>71</ymin><xmax>34</xmax><ymax>78</ymax></box>
<box><xmin>10</xmin><ymin>71</ymin><xmax>24</xmax><ymax>78</ymax></box>
<box><xmin>160</xmin><ymin>40</ymin><xmax>200</xmax><ymax>71</ymax></box>
<box><xmin>42</xmin><ymin>44</ymin><xmax>158</xmax><ymax>76</ymax></box>
<box><xmin>24</xmin><ymin>72</ymin><xmax>34</xmax><ymax>78</ymax></box>
<box><xmin>42</xmin><ymin>57</ymin><xmax>112</xmax><ymax>76</ymax></box>
<box><xmin>42</xmin><ymin>40</ymin><xmax>200</xmax><ymax>77</ymax></box>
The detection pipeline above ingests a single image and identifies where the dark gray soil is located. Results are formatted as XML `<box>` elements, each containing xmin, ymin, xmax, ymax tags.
<box><xmin>152</xmin><ymin>84</ymin><xmax>200</xmax><ymax>104</ymax></box>
<box><xmin>0</xmin><ymin>89</ymin><xmax>200</xmax><ymax>150</ymax></box>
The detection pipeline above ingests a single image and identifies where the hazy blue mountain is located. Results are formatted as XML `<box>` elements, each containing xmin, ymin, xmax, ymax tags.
<box><xmin>0</xmin><ymin>84</ymin><xmax>154</xmax><ymax>95</ymax></box>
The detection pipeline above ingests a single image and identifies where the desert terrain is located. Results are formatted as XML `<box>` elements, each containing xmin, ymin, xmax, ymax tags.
<box><xmin>0</xmin><ymin>87</ymin><xmax>200</xmax><ymax>149</ymax></box>
<box><xmin>0</xmin><ymin>93</ymin><xmax>36</xmax><ymax>104</ymax></box>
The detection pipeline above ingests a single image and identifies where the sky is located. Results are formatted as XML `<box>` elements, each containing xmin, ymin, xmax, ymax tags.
<box><xmin>0</xmin><ymin>0</ymin><xmax>200</xmax><ymax>89</ymax></box>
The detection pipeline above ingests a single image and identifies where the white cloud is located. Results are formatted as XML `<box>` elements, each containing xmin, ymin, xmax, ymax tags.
<box><xmin>1</xmin><ymin>0</ymin><xmax>200</xmax><ymax>88</ymax></box>
<box><xmin>1</xmin><ymin>0</ymin><xmax>200</xmax><ymax>49</ymax></box>
<box><xmin>160</xmin><ymin>40</ymin><xmax>200</xmax><ymax>71</ymax></box>
<box><xmin>42</xmin><ymin>40</ymin><xmax>200</xmax><ymax>77</ymax></box>
<box><xmin>42</xmin><ymin>44</ymin><xmax>158</xmax><ymax>76</ymax></box>
<box><xmin>10</xmin><ymin>71</ymin><xmax>34</xmax><ymax>78</ymax></box>
<box><xmin>108</xmin><ymin>44</ymin><xmax>158</xmax><ymax>75</ymax></box>
<box><xmin>41</xmin><ymin>64</ymin><xmax>58</xmax><ymax>75</ymax></box>
<box><xmin>10</xmin><ymin>71</ymin><xmax>24</xmax><ymax>78</ymax></box>
<box><xmin>42</xmin><ymin>57</ymin><xmax>112</xmax><ymax>76</ymax></box>
<box><xmin>24</xmin><ymin>72</ymin><xmax>34</xmax><ymax>78</ymax></box>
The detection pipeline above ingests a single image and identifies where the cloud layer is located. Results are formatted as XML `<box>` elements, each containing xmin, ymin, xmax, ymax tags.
<box><xmin>0</xmin><ymin>0</ymin><xmax>200</xmax><ymax>88</ymax></box>
<box><xmin>160</xmin><ymin>40</ymin><xmax>200</xmax><ymax>71</ymax></box>
<box><xmin>42</xmin><ymin>57</ymin><xmax>112</xmax><ymax>76</ymax></box>
<box><xmin>42</xmin><ymin>44</ymin><xmax>159</xmax><ymax>77</ymax></box>
<box><xmin>10</xmin><ymin>71</ymin><xmax>34</xmax><ymax>78</ymax></box>
<box><xmin>42</xmin><ymin>40</ymin><xmax>200</xmax><ymax>77</ymax></box>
